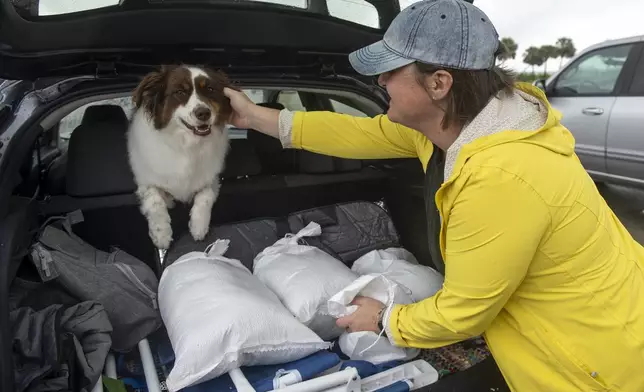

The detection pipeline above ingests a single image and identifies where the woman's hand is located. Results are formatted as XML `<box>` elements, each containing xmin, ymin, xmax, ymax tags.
<box><xmin>223</xmin><ymin>87</ymin><xmax>280</xmax><ymax>139</ymax></box>
<box><xmin>336</xmin><ymin>296</ymin><xmax>385</xmax><ymax>334</ymax></box>
<box><xmin>223</xmin><ymin>87</ymin><xmax>255</xmax><ymax>129</ymax></box>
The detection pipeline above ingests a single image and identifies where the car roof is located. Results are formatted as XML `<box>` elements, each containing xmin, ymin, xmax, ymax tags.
<box><xmin>583</xmin><ymin>35</ymin><xmax>644</xmax><ymax>53</ymax></box>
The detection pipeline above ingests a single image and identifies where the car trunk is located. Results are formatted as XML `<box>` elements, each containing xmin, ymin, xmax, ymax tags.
<box><xmin>1</xmin><ymin>75</ymin><xmax>508</xmax><ymax>392</ymax></box>
<box><xmin>0</xmin><ymin>1</ymin><xmax>507</xmax><ymax>391</ymax></box>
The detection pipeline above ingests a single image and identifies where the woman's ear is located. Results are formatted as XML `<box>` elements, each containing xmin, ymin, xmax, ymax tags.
<box><xmin>427</xmin><ymin>70</ymin><xmax>453</xmax><ymax>101</ymax></box>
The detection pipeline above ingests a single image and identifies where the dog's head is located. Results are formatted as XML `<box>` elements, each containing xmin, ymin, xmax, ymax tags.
<box><xmin>133</xmin><ymin>65</ymin><xmax>234</xmax><ymax>137</ymax></box>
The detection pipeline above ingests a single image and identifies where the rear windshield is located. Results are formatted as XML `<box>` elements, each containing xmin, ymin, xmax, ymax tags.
<box><xmin>15</xmin><ymin>0</ymin><xmax>381</xmax><ymax>28</ymax></box>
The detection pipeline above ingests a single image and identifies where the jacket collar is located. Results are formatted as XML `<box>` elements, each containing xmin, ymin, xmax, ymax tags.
<box><xmin>443</xmin><ymin>83</ymin><xmax>549</xmax><ymax>182</ymax></box>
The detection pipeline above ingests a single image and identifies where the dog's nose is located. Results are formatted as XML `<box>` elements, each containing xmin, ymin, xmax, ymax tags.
<box><xmin>194</xmin><ymin>106</ymin><xmax>211</xmax><ymax>122</ymax></box>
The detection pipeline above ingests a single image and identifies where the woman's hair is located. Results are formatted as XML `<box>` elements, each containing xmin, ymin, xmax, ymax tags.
<box><xmin>414</xmin><ymin>62</ymin><xmax>516</xmax><ymax>130</ymax></box>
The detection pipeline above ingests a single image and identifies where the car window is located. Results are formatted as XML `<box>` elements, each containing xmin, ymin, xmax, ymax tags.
<box><xmin>553</xmin><ymin>44</ymin><xmax>633</xmax><ymax>96</ymax></box>
<box><xmin>277</xmin><ymin>91</ymin><xmax>307</xmax><ymax>111</ymax></box>
<box><xmin>399</xmin><ymin>0</ymin><xmax>417</xmax><ymax>10</ymax></box>
<box><xmin>32</xmin><ymin>0</ymin><xmax>379</xmax><ymax>28</ymax></box>
<box><xmin>58</xmin><ymin>89</ymin><xmax>266</xmax><ymax>149</ymax></box>
<box><xmin>330</xmin><ymin>99</ymin><xmax>368</xmax><ymax>117</ymax></box>
<box><xmin>37</xmin><ymin>0</ymin><xmax>118</xmax><ymax>15</ymax></box>
<box><xmin>327</xmin><ymin>0</ymin><xmax>379</xmax><ymax>28</ymax></box>
<box><xmin>35</xmin><ymin>0</ymin><xmax>307</xmax><ymax>16</ymax></box>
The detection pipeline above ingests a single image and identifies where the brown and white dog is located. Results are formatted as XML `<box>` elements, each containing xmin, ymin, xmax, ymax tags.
<box><xmin>127</xmin><ymin>65</ymin><xmax>233</xmax><ymax>249</ymax></box>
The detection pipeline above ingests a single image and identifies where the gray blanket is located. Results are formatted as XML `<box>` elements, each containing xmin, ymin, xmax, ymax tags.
<box><xmin>11</xmin><ymin>301</ymin><xmax>112</xmax><ymax>392</ymax></box>
<box><xmin>166</xmin><ymin>201</ymin><xmax>400</xmax><ymax>270</ymax></box>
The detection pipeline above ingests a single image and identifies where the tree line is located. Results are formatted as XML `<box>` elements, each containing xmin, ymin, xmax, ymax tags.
<box><xmin>498</xmin><ymin>37</ymin><xmax>577</xmax><ymax>77</ymax></box>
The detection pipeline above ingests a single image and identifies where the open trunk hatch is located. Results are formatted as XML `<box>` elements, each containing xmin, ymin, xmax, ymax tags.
<box><xmin>0</xmin><ymin>0</ymin><xmax>402</xmax><ymax>80</ymax></box>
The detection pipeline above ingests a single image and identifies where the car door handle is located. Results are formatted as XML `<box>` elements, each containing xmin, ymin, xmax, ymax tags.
<box><xmin>582</xmin><ymin>107</ymin><xmax>604</xmax><ymax>115</ymax></box>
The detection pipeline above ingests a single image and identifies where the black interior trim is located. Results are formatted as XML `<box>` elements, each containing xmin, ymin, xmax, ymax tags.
<box><xmin>39</xmin><ymin>168</ymin><xmax>389</xmax><ymax>216</ymax></box>
<box><xmin>0</xmin><ymin>4</ymin><xmax>383</xmax><ymax>51</ymax></box>
<box><xmin>0</xmin><ymin>198</ymin><xmax>39</xmax><ymax>392</ymax></box>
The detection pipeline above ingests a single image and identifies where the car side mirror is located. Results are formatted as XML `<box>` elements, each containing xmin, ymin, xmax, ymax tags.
<box><xmin>533</xmin><ymin>79</ymin><xmax>547</xmax><ymax>92</ymax></box>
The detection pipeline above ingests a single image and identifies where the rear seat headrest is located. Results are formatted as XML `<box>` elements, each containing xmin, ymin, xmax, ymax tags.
<box><xmin>247</xmin><ymin>102</ymin><xmax>361</xmax><ymax>175</ymax></box>
<box><xmin>221</xmin><ymin>138</ymin><xmax>262</xmax><ymax>179</ymax></box>
<box><xmin>67</xmin><ymin>105</ymin><xmax>262</xmax><ymax>196</ymax></box>
<box><xmin>247</xmin><ymin>102</ymin><xmax>296</xmax><ymax>174</ymax></box>
<box><xmin>82</xmin><ymin>104</ymin><xmax>129</xmax><ymax>126</ymax></box>
<box><xmin>66</xmin><ymin>109</ymin><xmax>136</xmax><ymax>197</ymax></box>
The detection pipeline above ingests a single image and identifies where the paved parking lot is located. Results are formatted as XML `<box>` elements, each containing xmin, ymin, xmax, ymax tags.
<box><xmin>600</xmin><ymin>184</ymin><xmax>644</xmax><ymax>244</ymax></box>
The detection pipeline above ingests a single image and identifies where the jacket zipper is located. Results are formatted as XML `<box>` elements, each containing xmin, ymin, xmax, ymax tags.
<box><xmin>114</xmin><ymin>262</ymin><xmax>158</xmax><ymax>310</ymax></box>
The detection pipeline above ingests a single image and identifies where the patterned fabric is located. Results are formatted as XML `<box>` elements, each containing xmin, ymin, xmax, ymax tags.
<box><xmin>278</xmin><ymin>109</ymin><xmax>295</xmax><ymax>148</ymax></box>
<box><xmin>419</xmin><ymin>337</ymin><xmax>491</xmax><ymax>378</ymax></box>
<box><xmin>444</xmin><ymin>89</ymin><xmax>547</xmax><ymax>181</ymax></box>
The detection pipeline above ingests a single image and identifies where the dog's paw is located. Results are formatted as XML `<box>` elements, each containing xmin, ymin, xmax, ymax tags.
<box><xmin>189</xmin><ymin>215</ymin><xmax>210</xmax><ymax>242</ymax></box>
<box><xmin>149</xmin><ymin>223</ymin><xmax>173</xmax><ymax>250</ymax></box>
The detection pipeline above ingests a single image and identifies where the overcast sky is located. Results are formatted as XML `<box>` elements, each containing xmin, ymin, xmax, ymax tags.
<box><xmin>472</xmin><ymin>0</ymin><xmax>644</xmax><ymax>72</ymax></box>
<box><xmin>40</xmin><ymin>0</ymin><xmax>644</xmax><ymax>73</ymax></box>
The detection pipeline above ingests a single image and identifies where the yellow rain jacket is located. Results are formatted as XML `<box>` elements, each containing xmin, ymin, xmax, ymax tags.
<box><xmin>288</xmin><ymin>83</ymin><xmax>644</xmax><ymax>391</ymax></box>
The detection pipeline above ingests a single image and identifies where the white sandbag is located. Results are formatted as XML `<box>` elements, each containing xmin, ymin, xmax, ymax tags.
<box><xmin>159</xmin><ymin>239</ymin><xmax>329</xmax><ymax>392</ymax></box>
<box><xmin>253</xmin><ymin>222</ymin><xmax>358</xmax><ymax>341</ymax></box>
<box><xmin>351</xmin><ymin>248</ymin><xmax>444</xmax><ymax>302</ymax></box>
<box><xmin>327</xmin><ymin>274</ymin><xmax>420</xmax><ymax>364</ymax></box>
<box><xmin>339</xmin><ymin>332</ymin><xmax>418</xmax><ymax>364</ymax></box>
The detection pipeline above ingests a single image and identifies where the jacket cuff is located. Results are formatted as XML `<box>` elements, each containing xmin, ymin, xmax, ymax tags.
<box><xmin>278</xmin><ymin>109</ymin><xmax>302</xmax><ymax>148</ymax></box>
<box><xmin>384</xmin><ymin>303</ymin><xmax>406</xmax><ymax>347</ymax></box>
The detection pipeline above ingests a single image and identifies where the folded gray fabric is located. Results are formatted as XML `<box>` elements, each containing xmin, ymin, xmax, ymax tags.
<box><xmin>30</xmin><ymin>215</ymin><xmax>161</xmax><ymax>351</ymax></box>
<box><xmin>165</xmin><ymin>201</ymin><xmax>400</xmax><ymax>270</ymax></box>
<box><xmin>11</xmin><ymin>301</ymin><xmax>112</xmax><ymax>392</ymax></box>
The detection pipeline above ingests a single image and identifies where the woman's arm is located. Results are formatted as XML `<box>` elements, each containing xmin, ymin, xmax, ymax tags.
<box><xmin>224</xmin><ymin>88</ymin><xmax>424</xmax><ymax>160</ymax></box>
<box><xmin>287</xmin><ymin>111</ymin><xmax>422</xmax><ymax>160</ymax></box>
<box><xmin>386</xmin><ymin>166</ymin><xmax>551</xmax><ymax>348</ymax></box>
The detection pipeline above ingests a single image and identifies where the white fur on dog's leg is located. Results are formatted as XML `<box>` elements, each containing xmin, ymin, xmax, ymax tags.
<box><xmin>189</xmin><ymin>182</ymin><xmax>219</xmax><ymax>241</ymax></box>
<box><xmin>137</xmin><ymin>186</ymin><xmax>173</xmax><ymax>249</ymax></box>
<box><xmin>160</xmin><ymin>190</ymin><xmax>175</xmax><ymax>209</ymax></box>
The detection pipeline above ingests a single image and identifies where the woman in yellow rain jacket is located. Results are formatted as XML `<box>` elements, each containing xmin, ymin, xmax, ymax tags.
<box><xmin>223</xmin><ymin>1</ymin><xmax>644</xmax><ymax>390</ymax></box>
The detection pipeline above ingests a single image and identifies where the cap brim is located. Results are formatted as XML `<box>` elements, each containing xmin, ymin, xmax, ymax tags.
<box><xmin>349</xmin><ymin>40</ymin><xmax>415</xmax><ymax>76</ymax></box>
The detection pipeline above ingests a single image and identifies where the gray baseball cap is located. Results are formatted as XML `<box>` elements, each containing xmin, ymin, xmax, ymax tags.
<box><xmin>349</xmin><ymin>0</ymin><xmax>500</xmax><ymax>76</ymax></box>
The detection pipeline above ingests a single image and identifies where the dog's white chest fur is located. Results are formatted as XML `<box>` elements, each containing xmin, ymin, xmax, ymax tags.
<box><xmin>127</xmin><ymin>110</ymin><xmax>228</xmax><ymax>203</ymax></box>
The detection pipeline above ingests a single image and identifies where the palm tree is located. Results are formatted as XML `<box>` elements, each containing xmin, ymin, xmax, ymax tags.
<box><xmin>524</xmin><ymin>46</ymin><xmax>546</xmax><ymax>76</ymax></box>
<box><xmin>540</xmin><ymin>45</ymin><xmax>559</xmax><ymax>77</ymax></box>
<box><xmin>556</xmin><ymin>37</ymin><xmax>577</xmax><ymax>69</ymax></box>
<box><xmin>498</xmin><ymin>37</ymin><xmax>518</xmax><ymax>64</ymax></box>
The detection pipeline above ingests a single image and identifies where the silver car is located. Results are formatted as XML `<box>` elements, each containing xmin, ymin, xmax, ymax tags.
<box><xmin>534</xmin><ymin>35</ymin><xmax>644</xmax><ymax>188</ymax></box>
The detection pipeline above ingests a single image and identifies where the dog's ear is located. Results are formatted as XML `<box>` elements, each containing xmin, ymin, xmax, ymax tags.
<box><xmin>205</xmin><ymin>68</ymin><xmax>236</xmax><ymax>125</ymax></box>
<box><xmin>204</xmin><ymin>68</ymin><xmax>231</xmax><ymax>87</ymax></box>
<box><xmin>133</xmin><ymin>70</ymin><xmax>162</xmax><ymax>108</ymax></box>
<box><xmin>132</xmin><ymin>65</ymin><xmax>179</xmax><ymax>122</ymax></box>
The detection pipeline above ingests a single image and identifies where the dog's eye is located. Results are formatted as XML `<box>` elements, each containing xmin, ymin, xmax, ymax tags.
<box><xmin>207</xmin><ymin>86</ymin><xmax>215</xmax><ymax>93</ymax></box>
<box><xmin>175</xmin><ymin>90</ymin><xmax>187</xmax><ymax>96</ymax></box>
